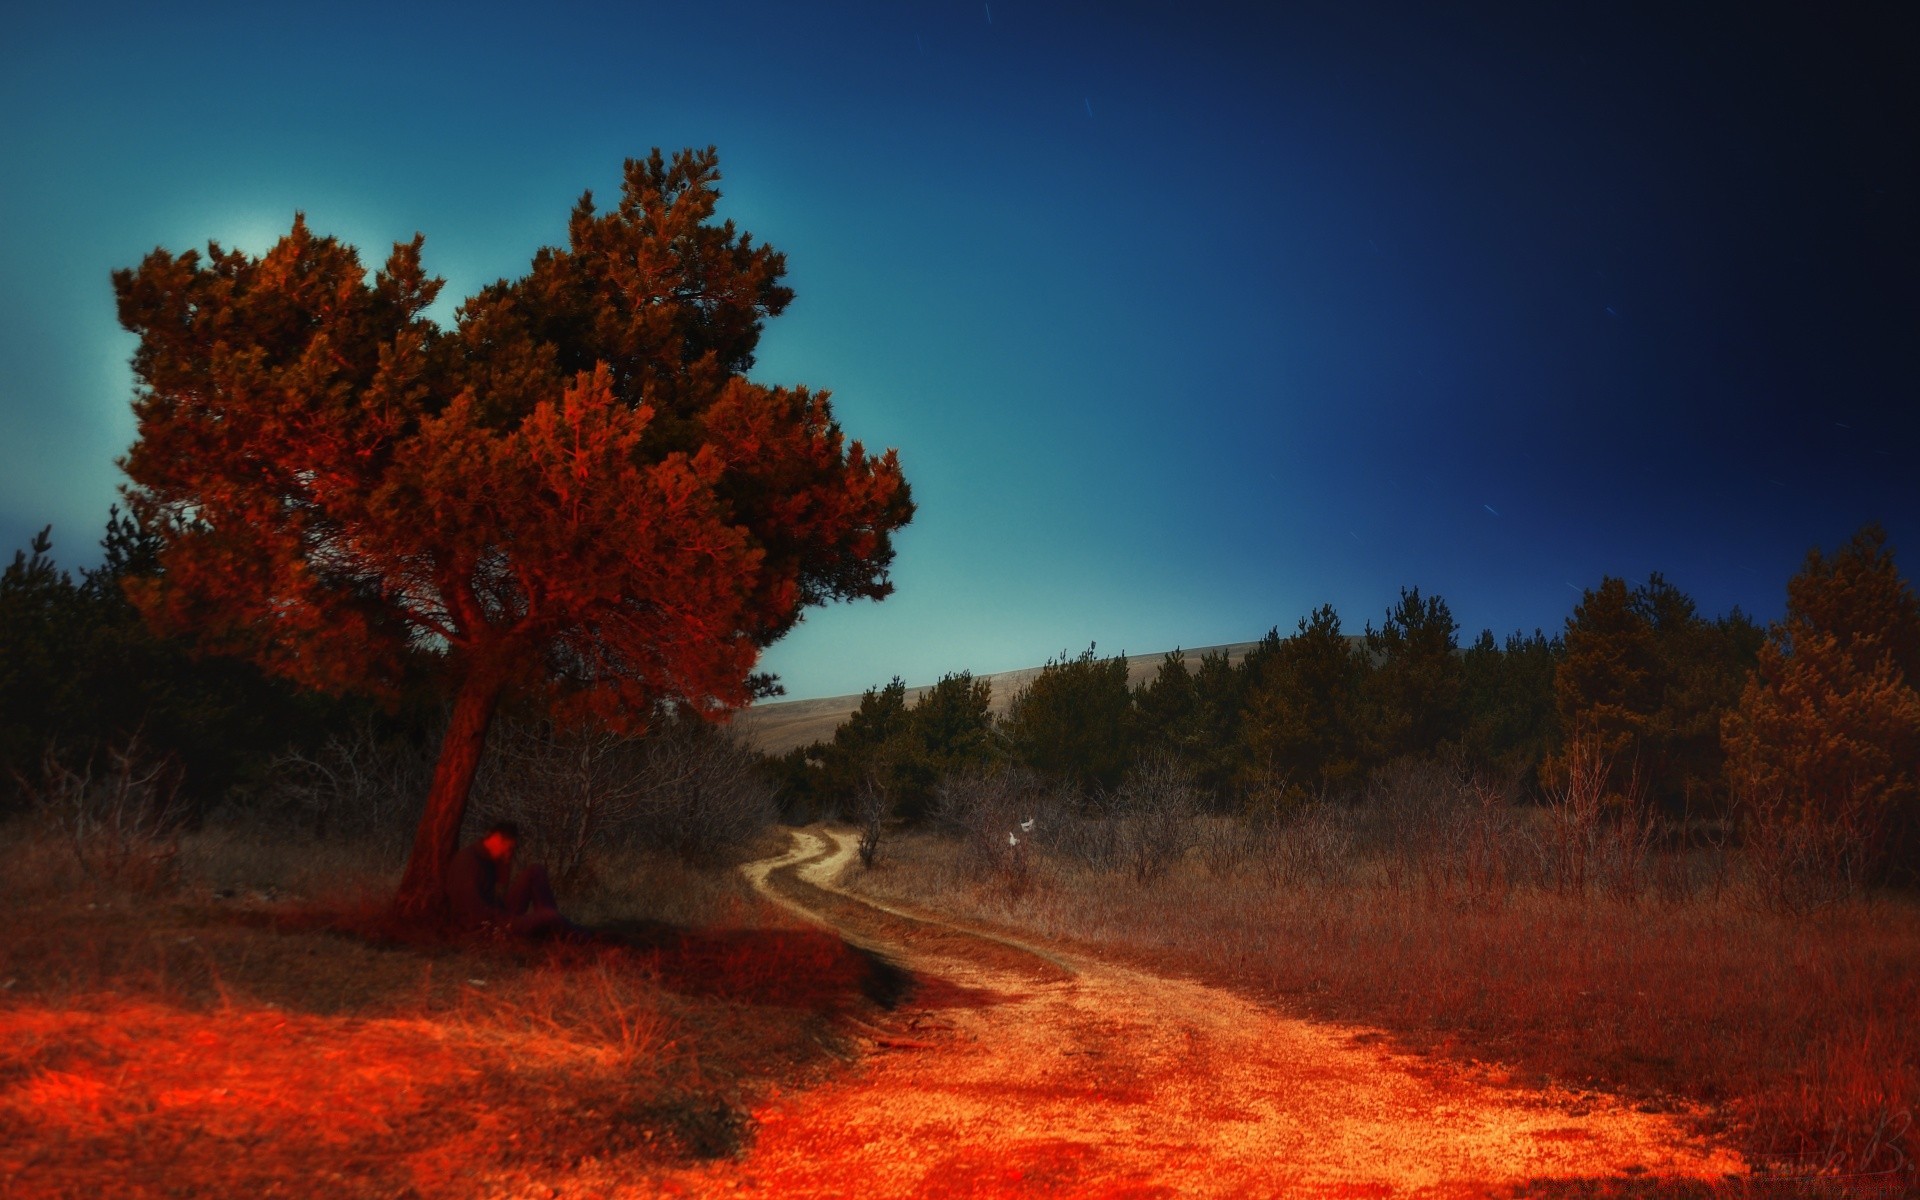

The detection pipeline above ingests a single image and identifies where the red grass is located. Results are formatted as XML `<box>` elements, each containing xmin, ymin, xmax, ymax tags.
<box><xmin>0</xmin><ymin>827</ymin><xmax>892</xmax><ymax>1198</ymax></box>
<box><xmin>848</xmin><ymin>829</ymin><xmax>1920</xmax><ymax>1186</ymax></box>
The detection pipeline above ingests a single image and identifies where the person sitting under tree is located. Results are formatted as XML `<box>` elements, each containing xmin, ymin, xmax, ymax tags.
<box><xmin>444</xmin><ymin>820</ymin><xmax>571</xmax><ymax>936</ymax></box>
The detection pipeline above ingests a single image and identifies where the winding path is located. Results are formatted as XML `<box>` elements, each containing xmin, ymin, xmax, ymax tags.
<box><xmin>662</xmin><ymin>827</ymin><xmax>1745</xmax><ymax>1197</ymax></box>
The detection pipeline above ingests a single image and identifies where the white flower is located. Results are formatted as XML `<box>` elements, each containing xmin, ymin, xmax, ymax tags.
<box><xmin>1020</xmin><ymin>817</ymin><xmax>1035</xmax><ymax>832</ymax></box>
<box><xmin>1008</xmin><ymin>831</ymin><xmax>1019</xmax><ymax>847</ymax></box>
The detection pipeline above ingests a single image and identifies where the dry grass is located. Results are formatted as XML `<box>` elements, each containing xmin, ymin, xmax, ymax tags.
<box><xmin>0</xmin><ymin>819</ymin><xmax>880</xmax><ymax>1198</ymax></box>
<box><xmin>849</xmin><ymin>825</ymin><xmax>1920</xmax><ymax>1187</ymax></box>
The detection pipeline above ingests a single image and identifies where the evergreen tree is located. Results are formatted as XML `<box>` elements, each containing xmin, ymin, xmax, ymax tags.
<box><xmin>819</xmin><ymin>677</ymin><xmax>911</xmax><ymax>805</ymax></box>
<box><xmin>1723</xmin><ymin>525</ymin><xmax>1920</xmax><ymax>884</ymax></box>
<box><xmin>899</xmin><ymin>671</ymin><xmax>995</xmax><ymax>819</ymax></box>
<box><xmin>911</xmin><ymin>671</ymin><xmax>994</xmax><ymax>766</ymax></box>
<box><xmin>1187</xmin><ymin>646</ymin><xmax>1243</xmax><ymax>800</ymax></box>
<box><xmin>837</xmin><ymin>677</ymin><xmax>911</xmax><ymax>754</ymax></box>
<box><xmin>1002</xmin><ymin>645</ymin><xmax>1133</xmax><ymax>794</ymax></box>
<box><xmin>1554</xmin><ymin>575</ymin><xmax>1660</xmax><ymax>802</ymax></box>
<box><xmin>1238</xmin><ymin>607</ymin><xmax>1365</xmax><ymax>798</ymax></box>
<box><xmin>1459</xmin><ymin>627</ymin><xmax>1562</xmax><ymax>782</ymax></box>
<box><xmin>112</xmin><ymin>148</ymin><xmax>914</xmax><ymax>912</ymax></box>
<box><xmin>1556</xmin><ymin>573</ymin><xmax>1758</xmax><ymax>815</ymax></box>
<box><xmin>765</xmin><ymin>742</ymin><xmax>829</xmax><ymax>824</ymax></box>
<box><xmin>0</xmin><ymin>529</ymin><xmax>83</xmax><ymax>804</ymax></box>
<box><xmin>1</xmin><ymin>514</ymin><xmax>323</xmax><ymax>812</ymax></box>
<box><xmin>1358</xmin><ymin>587</ymin><xmax>1463</xmax><ymax>763</ymax></box>
<box><xmin>1132</xmin><ymin>649</ymin><xmax>1198</xmax><ymax>764</ymax></box>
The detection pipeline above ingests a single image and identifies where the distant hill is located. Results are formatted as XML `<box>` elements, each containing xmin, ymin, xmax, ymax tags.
<box><xmin>730</xmin><ymin>641</ymin><xmax>1269</xmax><ymax>755</ymax></box>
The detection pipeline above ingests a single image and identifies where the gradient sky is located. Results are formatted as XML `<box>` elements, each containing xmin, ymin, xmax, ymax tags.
<box><xmin>4</xmin><ymin>2</ymin><xmax>1914</xmax><ymax>701</ymax></box>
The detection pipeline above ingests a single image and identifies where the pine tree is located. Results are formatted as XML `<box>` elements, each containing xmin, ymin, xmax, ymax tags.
<box><xmin>1358</xmin><ymin>587</ymin><xmax>1463</xmax><ymax>763</ymax></box>
<box><xmin>0</xmin><ymin>529</ymin><xmax>81</xmax><ymax>801</ymax></box>
<box><xmin>1133</xmin><ymin>650</ymin><xmax>1198</xmax><ymax>762</ymax></box>
<box><xmin>1002</xmin><ymin>645</ymin><xmax>1133</xmax><ymax>794</ymax></box>
<box><xmin>1555</xmin><ymin>573</ymin><xmax>1760</xmax><ymax>816</ymax></box>
<box><xmin>1557</xmin><ymin>578</ymin><xmax>1655</xmax><ymax>753</ymax></box>
<box><xmin>1238</xmin><ymin>606</ymin><xmax>1365</xmax><ymax>798</ymax></box>
<box><xmin>901</xmin><ymin>671</ymin><xmax>995</xmax><ymax>818</ymax></box>
<box><xmin>1460</xmin><ymin>627</ymin><xmax>1562</xmax><ymax>782</ymax></box>
<box><xmin>1187</xmin><ymin>646</ymin><xmax>1244</xmax><ymax>800</ymax></box>
<box><xmin>1723</xmin><ymin>525</ymin><xmax>1920</xmax><ymax>886</ymax></box>
<box><xmin>112</xmin><ymin>148</ymin><xmax>914</xmax><ymax>912</ymax></box>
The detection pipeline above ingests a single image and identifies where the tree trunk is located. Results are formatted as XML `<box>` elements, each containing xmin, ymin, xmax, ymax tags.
<box><xmin>393</xmin><ymin>666</ymin><xmax>507</xmax><ymax>918</ymax></box>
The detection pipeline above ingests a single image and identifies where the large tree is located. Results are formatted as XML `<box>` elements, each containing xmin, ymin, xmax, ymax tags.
<box><xmin>113</xmin><ymin>148</ymin><xmax>914</xmax><ymax>913</ymax></box>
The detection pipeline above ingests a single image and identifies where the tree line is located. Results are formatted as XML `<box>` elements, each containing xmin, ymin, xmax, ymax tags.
<box><xmin>772</xmin><ymin>526</ymin><xmax>1919</xmax><ymax>889</ymax></box>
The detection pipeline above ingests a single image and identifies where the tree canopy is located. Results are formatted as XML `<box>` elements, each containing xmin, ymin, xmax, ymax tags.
<box><xmin>113</xmin><ymin>148</ymin><xmax>914</xmax><ymax>911</ymax></box>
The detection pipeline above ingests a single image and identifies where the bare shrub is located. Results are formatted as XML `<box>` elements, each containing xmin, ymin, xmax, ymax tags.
<box><xmin>1112</xmin><ymin>754</ymin><xmax>1199</xmax><ymax>885</ymax></box>
<box><xmin>1348</xmin><ymin>756</ymin><xmax>1532</xmax><ymax>905</ymax></box>
<box><xmin>20</xmin><ymin>736</ymin><xmax>185</xmax><ymax>891</ymax></box>
<box><xmin>474</xmin><ymin>721</ymin><xmax>775</xmax><ymax>875</ymax></box>
<box><xmin>628</xmin><ymin>724</ymin><xmax>777</xmax><ymax>865</ymax></box>
<box><xmin>1644</xmin><ymin>800</ymin><xmax>1735</xmax><ymax>906</ymax></box>
<box><xmin>932</xmin><ymin>763</ymin><xmax>1046</xmax><ymax>891</ymax></box>
<box><xmin>1542</xmin><ymin>742</ymin><xmax>1601</xmax><ymax>895</ymax></box>
<box><xmin>1250</xmin><ymin>800</ymin><xmax>1356</xmax><ymax>889</ymax></box>
<box><xmin>1352</xmin><ymin>757</ymin><xmax>1456</xmax><ymax>891</ymax></box>
<box><xmin>856</xmin><ymin>778</ymin><xmax>886</xmax><ymax>870</ymax></box>
<box><xmin>1195</xmin><ymin>814</ymin><xmax>1250</xmax><ymax>877</ymax></box>
<box><xmin>1596</xmin><ymin>779</ymin><xmax>1658</xmax><ymax>901</ymax></box>
<box><xmin>262</xmin><ymin>717</ymin><xmax>432</xmax><ymax>845</ymax></box>
<box><xmin>1740</xmin><ymin>780</ymin><xmax>1878</xmax><ymax>914</ymax></box>
<box><xmin>1542</xmin><ymin>742</ymin><xmax>1658</xmax><ymax>900</ymax></box>
<box><xmin>1040</xmin><ymin>789</ymin><xmax>1122</xmax><ymax>873</ymax></box>
<box><xmin>471</xmin><ymin>722</ymin><xmax>649</xmax><ymax>884</ymax></box>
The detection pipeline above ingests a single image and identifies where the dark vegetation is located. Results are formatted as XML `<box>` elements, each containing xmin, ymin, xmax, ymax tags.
<box><xmin>783</xmin><ymin>527</ymin><xmax>1916</xmax><ymax>904</ymax></box>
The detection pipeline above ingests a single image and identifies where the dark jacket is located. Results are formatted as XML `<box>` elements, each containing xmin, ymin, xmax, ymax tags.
<box><xmin>445</xmin><ymin>841</ymin><xmax>508</xmax><ymax>928</ymax></box>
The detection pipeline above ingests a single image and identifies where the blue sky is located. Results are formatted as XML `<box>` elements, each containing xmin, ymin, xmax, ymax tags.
<box><xmin>3</xmin><ymin>1</ymin><xmax>1914</xmax><ymax>700</ymax></box>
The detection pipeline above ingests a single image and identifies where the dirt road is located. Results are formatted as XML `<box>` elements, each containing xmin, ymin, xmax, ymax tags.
<box><xmin>658</xmin><ymin>827</ymin><xmax>1745</xmax><ymax>1197</ymax></box>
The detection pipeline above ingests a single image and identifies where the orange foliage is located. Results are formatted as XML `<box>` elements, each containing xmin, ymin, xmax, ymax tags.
<box><xmin>110</xmin><ymin>148</ymin><xmax>914</xmax><ymax>907</ymax></box>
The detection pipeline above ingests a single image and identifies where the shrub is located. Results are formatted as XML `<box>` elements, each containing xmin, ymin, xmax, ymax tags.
<box><xmin>260</xmin><ymin>716</ymin><xmax>433</xmax><ymax>845</ymax></box>
<box><xmin>473</xmin><ymin>720</ymin><xmax>776</xmax><ymax>875</ymax></box>
<box><xmin>931</xmin><ymin>763</ymin><xmax>1047</xmax><ymax>890</ymax></box>
<box><xmin>19</xmin><ymin>734</ymin><xmax>186</xmax><ymax>892</ymax></box>
<box><xmin>1111</xmin><ymin>754</ymin><xmax>1200</xmax><ymax>884</ymax></box>
<box><xmin>1248</xmin><ymin>799</ymin><xmax>1355</xmax><ymax>889</ymax></box>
